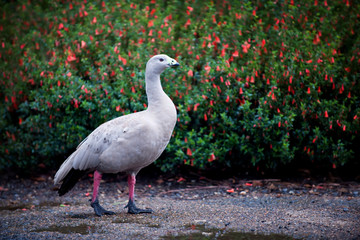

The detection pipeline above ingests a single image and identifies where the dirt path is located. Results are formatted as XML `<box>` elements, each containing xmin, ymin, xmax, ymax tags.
<box><xmin>0</xmin><ymin>175</ymin><xmax>359</xmax><ymax>239</ymax></box>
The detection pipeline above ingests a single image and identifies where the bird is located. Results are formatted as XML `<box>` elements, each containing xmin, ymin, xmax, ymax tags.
<box><xmin>54</xmin><ymin>54</ymin><xmax>179</xmax><ymax>216</ymax></box>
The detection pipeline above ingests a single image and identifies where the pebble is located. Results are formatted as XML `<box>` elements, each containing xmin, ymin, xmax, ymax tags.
<box><xmin>202</xmin><ymin>232</ymin><xmax>213</xmax><ymax>237</ymax></box>
<box><xmin>194</xmin><ymin>219</ymin><xmax>206</xmax><ymax>224</ymax></box>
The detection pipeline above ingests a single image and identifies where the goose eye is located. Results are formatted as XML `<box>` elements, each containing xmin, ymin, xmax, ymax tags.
<box><xmin>159</xmin><ymin>58</ymin><xmax>164</xmax><ymax>62</ymax></box>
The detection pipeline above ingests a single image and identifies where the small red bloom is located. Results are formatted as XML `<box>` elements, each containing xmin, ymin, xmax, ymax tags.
<box><xmin>208</xmin><ymin>153</ymin><xmax>216</xmax><ymax>162</ymax></box>
<box><xmin>194</xmin><ymin>103</ymin><xmax>200</xmax><ymax>111</ymax></box>
<box><xmin>241</xmin><ymin>41</ymin><xmax>251</xmax><ymax>53</ymax></box>
<box><xmin>186</xmin><ymin>148</ymin><xmax>192</xmax><ymax>156</ymax></box>
<box><xmin>187</xmin><ymin>69</ymin><xmax>193</xmax><ymax>77</ymax></box>
<box><xmin>313</xmin><ymin>34</ymin><xmax>320</xmax><ymax>45</ymax></box>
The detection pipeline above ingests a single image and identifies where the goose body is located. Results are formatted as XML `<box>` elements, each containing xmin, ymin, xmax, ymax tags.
<box><xmin>54</xmin><ymin>54</ymin><xmax>179</xmax><ymax>215</ymax></box>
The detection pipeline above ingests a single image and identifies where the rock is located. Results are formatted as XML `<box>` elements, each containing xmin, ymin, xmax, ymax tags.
<box><xmin>202</xmin><ymin>232</ymin><xmax>213</xmax><ymax>237</ymax></box>
<box><xmin>194</xmin><ymin>219</ymin><xmax>207</xmax><ymax>224</ymax></box>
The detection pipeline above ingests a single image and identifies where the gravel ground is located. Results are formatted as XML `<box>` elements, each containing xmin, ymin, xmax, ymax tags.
<box><xmin>0</xmin><ymin>174</ymin><xmax>359</xmax><ymax>240</ymax></box>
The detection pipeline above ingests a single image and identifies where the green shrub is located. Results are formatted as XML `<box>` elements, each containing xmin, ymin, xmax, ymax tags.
<box><xmin>0</xmin><ymin>0</ymin><xmax>359</xmax><ymax>173</ymax></box>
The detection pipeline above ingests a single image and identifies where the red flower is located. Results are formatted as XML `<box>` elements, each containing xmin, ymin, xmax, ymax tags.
<box><xmin>187</xmin><ymin>69</ymin><xmax>193</xmax><ymax>77</ymax></box>
<box><xmin>67</xmin><ymin>50</ymin><xmax>76</xmax><ymax>62</ymax></box>
<box><xmin>241</xmin><ymin>41</ymin><xmax>251</xmax><ymax>53</ymax></box>
<box><xmin>186</xmin><ymin>148</ymin><xmax>192</xmax><ymax>156</ymax></box>
<box><xmin>81</xmin><ymin>41</ymin><xmax>86</xmax><ymax>48</ymax></box>
<box><xmin>313</xmin><ymin>34</ymin><xmax>320</xmax><ymax>45</ymax></box>
<box><xmin>208</xmin><ymin>153</ymin><xmax>216</xmax><ymax>162</ymax></box>
<box><xmin>261</xmin><ymin>39</ymin><xmax>266</xmax><ymax>47</ymax></box>
<box><xmin>339</xmin><ymin>84</ymin><xmax>344</xmax><ymax>94</ymax></box>
<box><xmin>74</xmin><ymin>99</ymin><xmax>78</xmax><ymax>108</ymax></box>
<box><xmin>185</xmin><ymin>19</ymin><xmax>191</xmax><ymax>28</ymax></box>
<box><xmin>204</xmin><ymin>65</ymin><xmax>211</xmax><ymax>74</ymax></box>
<box><xmin>193</xmin><ymin>103</ymin><xmax>200</xmax><ymax>111</ymax></box>
<box><xmin>148</xmin><ymin>20</ymin><xmax>154</xmax><ymax>27</ymax></box>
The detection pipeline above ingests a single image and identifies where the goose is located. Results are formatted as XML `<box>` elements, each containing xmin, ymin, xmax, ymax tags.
<box><xmin>54</xmin><ymin>54</ymin><xmax>179</xmax><ymax>216</ymax></box>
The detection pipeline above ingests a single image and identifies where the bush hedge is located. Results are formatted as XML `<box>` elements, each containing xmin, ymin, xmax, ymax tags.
<box><xmin>0</xmin><ymin>0</ymin><xmax>359</xmax><ymax>174</ymax></box>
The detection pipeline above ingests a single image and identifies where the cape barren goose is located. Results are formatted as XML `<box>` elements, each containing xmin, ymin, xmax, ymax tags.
<box><xmin>54</xmin><ymin>54</ymin><xmax>179</xmax><ymax>216</ymax></box>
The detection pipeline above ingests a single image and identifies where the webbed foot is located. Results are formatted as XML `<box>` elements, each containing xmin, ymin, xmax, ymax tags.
<box><xmin>90</xmin><ymin>199</ymin><xmax>116</xmax><ymax>216</ymax></box>
<box><xmin>125</xmin><ymin>199</ymin><xmax>153</xmax><ymax>214</ymax></box>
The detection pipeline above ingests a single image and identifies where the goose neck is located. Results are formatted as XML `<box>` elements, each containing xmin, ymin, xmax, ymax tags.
<box><xmin>145</xmin><ymin>72</ymin><xmax>165</xmax><ymax>108</ymax></box>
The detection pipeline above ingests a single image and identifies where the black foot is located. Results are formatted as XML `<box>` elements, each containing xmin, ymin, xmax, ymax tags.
<box><xmin>90</xmin><ymin>199</ymin><xmax>116</xmax><ymax>217</ymax></box>
<box><xmin>124</xmin><ymin>199</ymin><xmax>153</xmax><ymax>214</ymax></box>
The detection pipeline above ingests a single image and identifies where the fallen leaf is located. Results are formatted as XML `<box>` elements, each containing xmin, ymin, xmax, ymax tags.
<box><xmin>177</xmin><ymin>177</ymin><xmax>186</xmax><ymax>183</ymax></box>
<box><xmin>0</xmin><ymin>186</ymin><xmax>9</xmax><ymax>191</ymax></box>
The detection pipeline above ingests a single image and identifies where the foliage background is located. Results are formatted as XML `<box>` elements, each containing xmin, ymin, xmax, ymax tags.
<box><xmin>0</xmin><ymin>0</ymin><xmax>359</xmax><ymax>176</ymax></box>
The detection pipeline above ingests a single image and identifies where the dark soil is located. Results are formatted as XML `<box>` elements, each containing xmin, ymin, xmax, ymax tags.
<box><xmin>0</xmin><ymin>172</ymin><xmax>359</xmax><ymax>240</ymax></box>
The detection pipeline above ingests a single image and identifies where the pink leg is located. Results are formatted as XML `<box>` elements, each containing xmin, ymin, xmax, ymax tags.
<box><xmin>90</xmin><ymin>170</ymin><xmax>115</xmax><ymax>216</ymax></box>
<box><xmin>127</xmin><ymin>174</ymin><xmax>136</xmax><ymax>201</ymax></box>
<box><xmin>92</xmin><ymin>170</ymin><xmax>102</xmax><ymax>203</ymax></box>
<box><xmin>125</xmin><ymin>173</ymin><xmax>152</xmax><ymax>214</ymax></box>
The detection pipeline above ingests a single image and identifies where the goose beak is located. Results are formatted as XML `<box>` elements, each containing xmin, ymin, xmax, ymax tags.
<box><xmin>168</xmin><ymin>59</ymin><xmax>180</xmax><ymax>68</ymax></box>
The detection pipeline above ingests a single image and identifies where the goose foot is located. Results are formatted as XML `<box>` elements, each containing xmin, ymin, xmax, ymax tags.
<box><xmin>125</xmin><ymin>199</ymin><xmax>153</xmax><ymax>214</ymax></box>
<box><xmin>90</xmin><ymin>198</ymin><xmax>115</xmax><ymax>216</ymax></box>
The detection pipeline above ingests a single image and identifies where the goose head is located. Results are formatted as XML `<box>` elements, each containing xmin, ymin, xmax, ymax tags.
<box><xmin>146</xmin><ymin>54</ymin><xmax>180</xmax><ymax>76</ymax></box>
